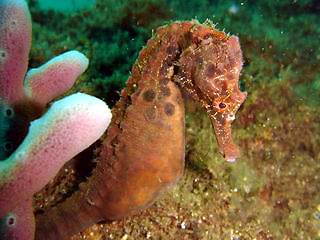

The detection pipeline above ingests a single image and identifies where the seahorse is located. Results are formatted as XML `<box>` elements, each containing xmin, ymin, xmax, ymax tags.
<box><xmin>35</xmin><ymin>21</ymin><xmax>247</xmax><ymax>239</ymax></box>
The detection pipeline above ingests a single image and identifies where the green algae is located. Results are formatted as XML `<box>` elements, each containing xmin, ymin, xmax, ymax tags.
<box><xmin>28</xmin><ymin>0</ymin><xmax>320</xmax><ymax>239</ymax></box>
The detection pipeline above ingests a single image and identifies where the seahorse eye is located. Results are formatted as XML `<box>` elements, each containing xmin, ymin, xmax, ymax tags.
<box><xmin>219</xmin><ymin>102</ymin><xmax>226</xmax><ymax>109</ymax></box>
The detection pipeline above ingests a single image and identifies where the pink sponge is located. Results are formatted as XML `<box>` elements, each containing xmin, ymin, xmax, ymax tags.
<box><xmin>0</xmin><ymin>0</ymin><xmax>112</xmax><ymax>239</ymax></box>
<box><xmin>24</xmin><ymin>51</ymin><xmax>89</xmax><ymax>108</ymax></box>
<box><xmin>0</xmin><ymin>93</ymin><xmax>111</xmax><ymax>239</ymax></box>
<box><xmin>0</xmin><ymin>93</ymin><xmax>111</xmax><ymax>216</ymax></box>
<box><xmin>0</xmin><ymin>0</ymin><xmax>89</xmax><ymax>108</ymax></box>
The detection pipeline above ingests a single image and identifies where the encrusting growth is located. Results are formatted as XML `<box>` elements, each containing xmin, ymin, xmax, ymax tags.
<box><xmin>0</xmin><ymin>0</ymin><xmax>112</xmax><ymax>239</ymax></box>
<box><xmin>35</xmin><ymin>21</ymin><xmax>246</xmax><ymax>239</ymax></box>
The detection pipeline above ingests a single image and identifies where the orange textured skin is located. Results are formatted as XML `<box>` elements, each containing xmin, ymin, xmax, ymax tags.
<box><xmin>35</xmin><ymin>21</ymin><xmax>246</xmax><ymax>240</ymax></box>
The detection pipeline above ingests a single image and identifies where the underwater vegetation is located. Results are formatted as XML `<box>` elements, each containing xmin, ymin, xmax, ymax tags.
<box><xmin>1</xmin><ymin>0</ymin><xmax>319</xmax><ymax>239</ymax></box>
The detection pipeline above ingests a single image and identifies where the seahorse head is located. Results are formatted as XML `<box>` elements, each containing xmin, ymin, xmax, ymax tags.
<box><xmin>178</xmin><ymin>27</ymin><xmax>247</xmax><ymax>161</ymax></box>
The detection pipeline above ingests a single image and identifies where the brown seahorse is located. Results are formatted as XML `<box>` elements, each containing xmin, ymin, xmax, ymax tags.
<box><xmin>35</xmin><ymin>21</ymin><xmax>247</xmax><ymax>239</ymax></box>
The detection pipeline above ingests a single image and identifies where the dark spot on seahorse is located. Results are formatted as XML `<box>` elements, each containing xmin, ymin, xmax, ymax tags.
<box><xmin>160</xmin><ymin>77</ymin><xmax>170</xmax><ymax>85</ymax></box>
<box><xmin>144</xmin><ymin>107</ymin><xmax>157</xmax><ymax>121</ymax></box>
<box><xmin>206</xmin><ymin>63</ymin><xmax>216</xmax><ymax>78</ymax></box>
<box><xmin>160</xmin><ymin>86</ymin><xmax>171</xmax><ymax>97</ymax></box>
<box><xmin>143</xmin><ymin>89</ymin><xmax>156</xmax><ymax>102</ymax></box>
<box><xmin>164</xmin><ymin>103</ymin><xmax>175</xmax><ymax>116</ymax></box>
